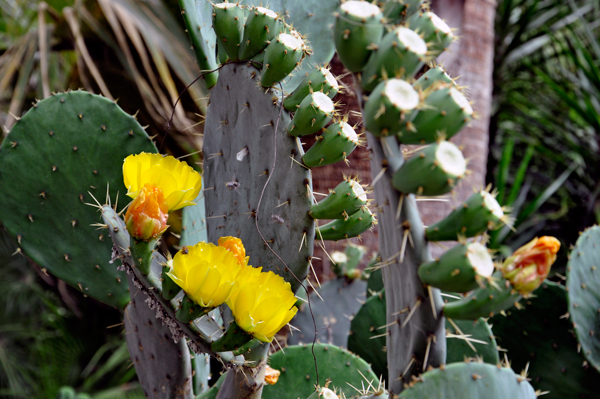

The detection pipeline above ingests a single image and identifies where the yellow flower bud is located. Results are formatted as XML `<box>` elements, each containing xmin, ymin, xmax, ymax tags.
<box><xmin>227</xmin><ymin>267</ymin><xmax>298</xmax><ymax>342</ymax></box>
<box><xmin>124</xmin><ymin>184</ymin><xmax>169</xmax><ymax>240</ymax></box>
<box><xmin>167</xmin><ymin>242</ymin><xmax>244</xmax><ymax>308</ymax></box>
<box><xmin>123</xmin><ymin>152</ymin><xmax>202</xmax><ymax>211</ymax></box>
<box><xmin>501</xmin><ymin>236</ymin><xmax>560</xmax><ymax>295</ymax></box>
<box><xmin>218</xmin><ymin>236</ymin><xmax>249</xmax><ymax>266</ymax></box>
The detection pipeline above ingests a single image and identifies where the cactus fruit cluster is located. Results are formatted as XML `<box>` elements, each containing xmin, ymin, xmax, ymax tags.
<box><xmin>1</xmin><ymin>0</ymin><xmax>599</xmax><ymax>398</ymax></box>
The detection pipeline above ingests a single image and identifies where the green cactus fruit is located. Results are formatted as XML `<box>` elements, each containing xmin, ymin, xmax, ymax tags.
<box><xmin>262</xmin><ymin>343</ymin><xmax>378</xmax><ymax>399</ymax></box>
<box><xmin>567</xmin><ymin>225</ymin><xmax>600</xmax><ymax>372</ymax></box>
<box><xmin>398</xmin><ymin>362</ymin><xmax>536</xmax><ymax>398</ymax></box>
<box><xmin>261</xmin><ymin>32</ymin><xmax>305</xmax><ymax>87</ymax></box>
<box><xmin>334</xmin><ymin>1</ymin><xmax>384</xmax><ymax>73</ymax></box>
<box><xmin>302</xmin><ymin>122</ymin><xmax>359</xmax><ymax>167</ymax></box>
<box><xmin>0</xmin><ymin>91</ymin><xmax>157</xmax><ymax>309</ymax></box>
<box><xmin>382</xmin><ymin>0</ymin><xmax>422</xmax><ymax>23</ymax></box>
<box><xmin>310</xmin><ymin>178</ymin><xmax>367</xmax><ymax>220</ymax></box>
<box><xmin>288</xmin><ymin>92</ymin><xmax>335</xmax><ymax>136</ymax></box>
<box><xmin>413</xmin><ymin>66</ymin><xmax>455</xmax><ymax>91</ymax></box>
<box><xmin>161</xmin><ymin>263</ymin><xmax>181</xmax><ymax>301</ymax></box>
<box><xmin>362</xmin><ymin>27</ymin><xmax>427</xmax><ymax>92</ymax></box>
<box><xmin>317</xmin><ymin>206</ymin><xmax>376</xmax><ymax>241</ymax></box>
<box><xmin>212</xmin><ymin>2</ymin><xmax>245</xmax><ymax>62</ymax></box>
<box><xmin>402</xmin><ymin>85</ymin><xmax>473</xmax><ymax>144</ymax></box>
<box><xmin>363</xmin><ymin>78</ymin><xmax>420</xmax><ymax>137</ymax></box>
<box><xmin>392</xmin><ymin>140</ymin><xmax>466</xmax><ymax>196</ymax></box>
<box><xmin>239</xmin><ymin>6</ymin><xmax>284</xmax><ymax>60</ymax></box>
<box><xmin>408</xmin><ymin>11</ymin><xmax>454</xmax><ymax>57</ymax></box>
<box><xmin>331</xmin><ymin>242</ymin><xmax>366</xmax><ymax>278</ymax></box>
<box><xmin>347</xmin><ymin>290</ymin><xmax>388</xmax><ymax>381</ymax></box>
<box><xmin>217</xmin><ymin>40</ymin><xmax>230</xmax><ymax>64</ymax></box>
<box><xmin>445</xmin><ymin>317</ymin><xmax>499</xmax><ymax>365</ymax></box>
<box><xmin>443</xmin><ymin>272</ymin><xmax>521</xmax><ymax>320</ymax></box>
<box><xmin>307</xmin><ymin>387</ymin><xmax>339</xmax><ymax>399</ymax></box>
<box><xmin>426</xmin><ymin>190</ymin><xmax>506</xmax><ymax>242</ymax></box>
<box><xmin>418</xmin><ymin>242</ymin><xmax>494</xmax><ymax>293</ymax></box>
<box><xmin>175</xmin><ymin>293</ymin><xmax>211</xmax><ymax>323</ymax></box>
<box><xmin>492</xmin><ymin>281</ymin><xmax>600</xmax><ymax>398</ymax></box>
<box><xmin>211</xmin><ymin>321</ymin><xmax>258</xmax><ymax>354</ymax></box>
<box><xmin>130</xmin><ymin>237</ymin><xmax>157</xmax><ymax>275</ymax></box>
<box><xmin>284</xmin><ymin>67</ymin><xmax>339</xmax><ymax>111</ymax></box>
<box><xmin>288</xmin><ymin>277</ymin><xmax>367</xmax><ymax>347</ymax></box>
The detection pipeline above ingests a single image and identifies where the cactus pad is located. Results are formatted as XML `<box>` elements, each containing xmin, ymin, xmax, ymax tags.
<box><xmin>0</xmin><ymin>91</ymin><xmax>157</xmax><ymax>308</ymax></box>
<box><xmin>492</xmin><ymin>281</ymin><xmax>600</xmax><ymax>398</ymax></box>
<box><xmin>203</xmin><ymin>64</ymin><xmax>314</xmax><ymax>292</ymax></box>
<box><xmin>567</xmin><ymin>225</ymin><xmax>600</xmax><ymax>372</ymax></box>
<box><xmin>263</xmin><ymin>343</ymin><xmax>378</xmax><ymax>399</ymax></box>
<box><xmin>445</xmin><ymin>318</ymin><xmax>499</xmax><ymax>365</ymax></box>
<box><xmin>288</xmin><ymin>277</ymin><xmax>367</xmax><ymax>347</ymax></box>
<box><xmin>398</xmin><ymin>362</ymin><xmax>536</xmax><ymax>398</ymax></box>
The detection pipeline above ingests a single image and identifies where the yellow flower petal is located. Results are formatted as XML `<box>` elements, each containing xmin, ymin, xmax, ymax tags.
<box><xmin>123</xmin><ymin>152</ymin><xmax>202</xmax><ymax>211</ymax></box>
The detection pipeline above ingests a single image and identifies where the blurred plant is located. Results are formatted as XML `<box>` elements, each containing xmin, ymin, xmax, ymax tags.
<box><xmin>0</xmin><ymin>0</ymin><xmax>206</xmax><ymax>152</ymax></box>
<box><xmin>489</xmin><ymin>0</ymin><xmax>600</xmax><ymax>258</ymax></box>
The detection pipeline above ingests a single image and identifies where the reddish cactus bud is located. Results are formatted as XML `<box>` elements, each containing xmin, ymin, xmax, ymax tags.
<box><xmin>124</xmin><ymin>183</ymin><xmax>169</xmax><ymax>240</ymax></box>
<box><xmin>501</xmin><ymin>236</ymin><xmax>560</xmax><ymax>295</ymax></box>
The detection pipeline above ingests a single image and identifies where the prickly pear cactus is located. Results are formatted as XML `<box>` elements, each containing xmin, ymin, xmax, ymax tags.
<box><xmin>0</xmin><ymin>91</ymin><xmax>157</xmax><ymax>308</ymax></box>
<box><xmin>567</xmin><ymin>225</ymin><xmax>600</xmax><ymax>372</ymax></box>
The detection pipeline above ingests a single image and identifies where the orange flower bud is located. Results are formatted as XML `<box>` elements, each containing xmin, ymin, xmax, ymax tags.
<box><xmin>501</xmin><ymin>236</ymin><xmax>560</xmax><ymax>295</ymax></box>
<box><xmin>218</xmin><ymin>236</ymin><xmax>248</xmax><ymax>266</ymax></box>
<box><xmin>124</xmin><ymin>183</ymin><xmax>169</xmax><ymax>240</ymax></box>
<box><xmin>264</xmin><ymin>366</ymin><xmax>281</xmax><ymax>385</ymax></box>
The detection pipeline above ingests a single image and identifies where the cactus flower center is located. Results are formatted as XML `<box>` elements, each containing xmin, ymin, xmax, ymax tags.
<box><xmin>501</xmin><ymin>236</ymin><xmax>560</xmax><ymax>295</ymax></box>
<box><xmin>124</xmin><ymin>183</ymin><xmax>169</xmax><ymax>240</ymax></box>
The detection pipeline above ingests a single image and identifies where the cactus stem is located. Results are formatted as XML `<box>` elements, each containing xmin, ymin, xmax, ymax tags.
<box><xmin>401</xmin><ymin>298</ymin><xmax>422</xmax><ymax>328</ymax></box>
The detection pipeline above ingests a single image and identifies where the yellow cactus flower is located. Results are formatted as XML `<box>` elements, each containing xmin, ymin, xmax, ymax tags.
<box><xmin>124</xmin><ymin>183</ymin><xmax>169</xmax><ymax>240</ymax></box>
<box><xmin>227</xmin><ymin>267</ymin><xmax>298</xmax><ymax>342</ymax></box>
<box><xmin>501</xmin><ymin>236</ymin><xmax>560</xmax><ymax>295</ymax></box>
<box><xmin>167</xmin><ymin>242</ymin><xmax>244</xmax><ymax>308</ymax></box>
<box><xmin>123</xmin><ymin>152</ymin><xmax>202</xmax><ymax>211</ymax></box>
<box><xmin>218</xmin><ymin>236</ymin><xmax>249</xmax><ymax>266</ymax></box>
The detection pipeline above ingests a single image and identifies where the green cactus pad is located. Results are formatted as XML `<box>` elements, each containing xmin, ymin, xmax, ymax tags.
<box><xmin>408</xmin><ymin>11</ymin><xmax>454</xmax><ymax>57</ymax></box>
<box><xmin>317</xmin><ymin>207</ymin><xmax>376</xmax><ymax>241</ymax></box>
<box><xmin>567</xmin><ymin>225</ymin><xmax>600</xmax><ymax>372</ymax></box>
<box><xmin>302</xmin><ymin>122</ymin><xmax>359</xmax><ymax>167</ymax></box>
<box><xmin>181</xmin><ymin>191</ymin><xmax>207</xmax><ymax>247</ymax></box>
<box><xmin>392</xmin><ymin>140</ymin><xmax>466</xmax><ymax>196</ymax></box>
<box><xmin>284</xmin><ymin>67</ymin><xmax>339</xmax><ymax>112</ymax></box>
<box><xmin>288</xmin><ymin>92</ymin><xmax>335</xmax><ymax>137</ymax></box>
<box><xmin>418</xmin><ymin>242</ymin><xmax>494</xmax><ymax>293</ymax></box>
<box><xmin>426</xmin><ymin>191</ymin><xmax>506</xmax><ymax>242</ymax></box>
<box><xmin>382</xmin><ymin>0</ymin><xmax>422</xmax><ymax>23</ymax></box>
<box><xmin>402</xmin><ymin>86</ymin><xmax>473</xmax><ymax>144</ymax></box>
<box><xmin>362</xmin><ymin>27</ymin><xmax>427</xmax><ymax>92</ymax></box>
<box><xmin>239</xmin><ymin>6</ymin><xmax>284</xmax><ymax>60</ymax></box>
<box><xmin>288</xmin><ymin>277</ymin><xmax>367</xmax><ymax>347</ymax></box>
<box><xmin>124</xmin><ymin>276</ymin><xmax>193</xmax><ymax>399</ymax></box>
<box><xmin>263</xmin><ymin>343</ymin><xmax>378</xmax><ymax>399</ymax></box>
<box><xmin>0</xmin><ymin>91</ymin><xmax>157</xmax><ymax>308</ymax></box>
<box><xmin>443</xmin><ymin>273</ymin><xmax>521</xmax><ymax>320</ymax></box>
<box><xmin>492</xmin><ymin>281</ymin><xmax>600</xmax><ymax>398</ymax></box>
<box><xmin>334</xmin><ymin>1</ymin><xmax>384</xmax><ymax>73</ymax></box>
<box><xmin>203</xmin><ymin>64</ymin><xmax>314</xmax><ymax>293</ymax></box>
<box><xmin>212</xmin><ymin>3</ymin><xmax>245</xmax><ymax>62</ymax></box>
<box><xmin>310</xmin><ymin>179</ymin><xmax>367</xmax><ymax>220</ymax></box>
<box><xmin>445</xmin><ymin>318</ymin><xmax>499</xmax><ymax>365</ymax></box>
<box><xmin>261</xmin><ymin>32</ymin><xmax>305</xmax><ymax>87</ymax></box>
<box><xmin>211</xmin><ymin>321</ymin><xmax>256</xmax><ymax>354</ymax></box>
<box><xmin>398</xmin><ymin>362</ymin><xmax>536</xmax><ymax>398</ymax></box>
<box><xmin>363</xmin><ymin>79</ymin><xmax>420</xmax><ymax>137</ymax></box>
<box><xmin>413</xmin><ymin>66</ymin><xmax>455</xmax><ymax>91</ymax></box>
<box><xmin>332</xmin><ymin>242</ymin><xmax>366</xmax><ymax>278</ymax></box>
<box><xmin>347</xmin><ymin>290</ymin><xmax>388</xmax><ymax>381</ymax></box>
